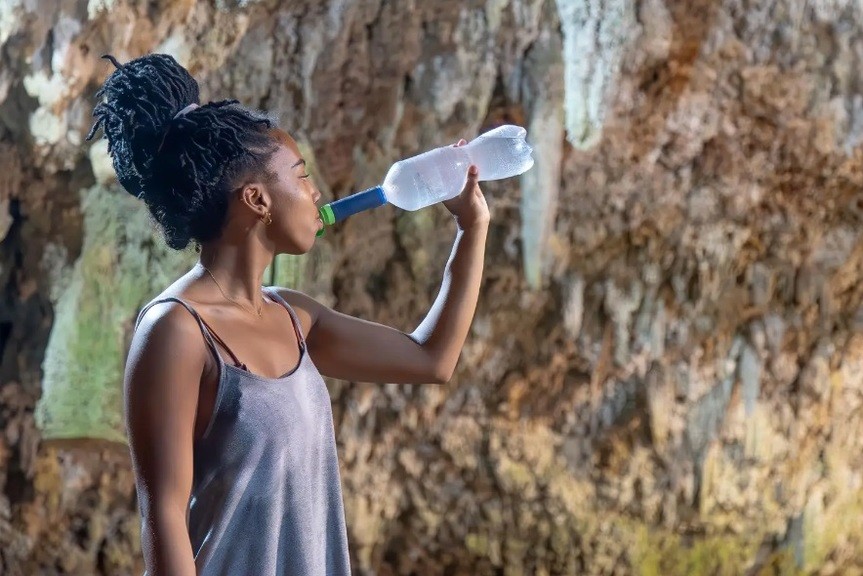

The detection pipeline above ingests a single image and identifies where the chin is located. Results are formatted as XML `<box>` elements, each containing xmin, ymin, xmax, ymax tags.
<box><xmin>276</xmin><ymin>238</ymin><xmax>315</xmax><ymax>256</ymax></box>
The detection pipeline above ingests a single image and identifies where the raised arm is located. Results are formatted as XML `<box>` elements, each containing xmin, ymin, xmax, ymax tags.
<box><xmin>124</xmin><ymin>304</ymin><xmax>206</xmax><ymax>576</ymax></box>
<box><xmin>407</xmin><ymin>163</ymin><xmax>489</xmax><ymax>375</ymax></box>
<box><xmin>280</xmin><ymin>163</ymin><xmax>489</xmax><ymax>385</ymax></box>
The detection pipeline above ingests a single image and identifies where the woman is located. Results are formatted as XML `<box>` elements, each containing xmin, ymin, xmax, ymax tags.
<box><xmin>86</xmin><ymin>54</ymin><xmax>488</xmax><ymax>576</ymax></box>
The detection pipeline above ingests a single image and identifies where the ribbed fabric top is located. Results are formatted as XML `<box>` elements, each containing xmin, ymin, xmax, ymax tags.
<box><xmin>133</xmin><ymin>286</ymin><xmax>351</xmax><ymax>576</ymax></box>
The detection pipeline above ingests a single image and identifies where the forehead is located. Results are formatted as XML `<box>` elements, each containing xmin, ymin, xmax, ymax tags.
<box><xmin>267</xmin><ymin>131</ymin><xmax>303</xmax><ymax>174</ymax></box>
<box><xmin>269</xmin><ymin>129</ymin><xmax>302</xmax><ymax>159</ymax></box>
<box><xmin>269</xmin><ymin>144</ymin><xmax>301</xmax><ymax>170</ymax></box>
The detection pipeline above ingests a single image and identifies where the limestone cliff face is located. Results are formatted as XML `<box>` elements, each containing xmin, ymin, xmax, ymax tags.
<box><xmin>2</xmin><ymin>0</ymin><xmax>863</xmax><ymax>574</ymax></box>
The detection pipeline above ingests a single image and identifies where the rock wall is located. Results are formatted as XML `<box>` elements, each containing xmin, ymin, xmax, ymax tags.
<box><xmin>1</xmin><ymin>0</ymin><xmax>863</xmax><ymax>574</ymax></box>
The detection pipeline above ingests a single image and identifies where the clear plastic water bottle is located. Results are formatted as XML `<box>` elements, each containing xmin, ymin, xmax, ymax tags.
<box><xmin>317</xmin><ymin>125</ymin><xmax>533</xmax><ymax>235</ymax></box>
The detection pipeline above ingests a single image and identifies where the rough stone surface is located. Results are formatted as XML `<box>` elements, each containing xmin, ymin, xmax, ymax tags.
<box><xmin>1</xmin><ymin>0</ymin><xmax>863</xmax><ymax>575</ymax></box>
<box><xmin>36</xmin><ymin>183</ymin><xmax>197</xmax><ymax>443</ymax></box>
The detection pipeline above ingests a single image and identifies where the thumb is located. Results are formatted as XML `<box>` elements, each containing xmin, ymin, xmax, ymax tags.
<box><xmin>461</xmin><ymin>164</ymin><xmax>479</xmax><ymax>194</ymax></box>
<box><xmin>459</xmin><ymin>164</ymin><xmax>479</xmax><ymax>197</ymax></box>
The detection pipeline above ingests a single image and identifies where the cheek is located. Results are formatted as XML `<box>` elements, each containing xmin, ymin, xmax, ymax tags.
<box><xmin>284</xmin><ymin>212</ymin><xmax>307</xmax><ymax>232</ymax></box>
<box><xmin>275</xmin><ymin>197</ymin><xmax>310</xmax><ymax>234</ymax></box>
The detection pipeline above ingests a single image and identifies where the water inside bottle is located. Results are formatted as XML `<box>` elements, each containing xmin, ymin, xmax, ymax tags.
<box><xmin>469</xmin><ymin>125</ymin><xmax>534</xmax><ymax>181</ymax></box>
<box><xmin>384</xmin><ymin>146</ymin><xmax>471</xmax><ymax>211</ymax></box>
<box><xmin>380</xmin><ymin>124</ymin><xmax>533</xmax><ymax>212</ymax></box>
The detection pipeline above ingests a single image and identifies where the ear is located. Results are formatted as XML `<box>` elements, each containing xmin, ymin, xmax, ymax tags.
<box><xmin>239</xmin><ymin>183</ymin><xmax>270</xmax><ymax>218</ymax></box>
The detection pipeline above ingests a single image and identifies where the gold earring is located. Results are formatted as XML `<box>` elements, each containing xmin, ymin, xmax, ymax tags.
<box><xmin>262</xmin><ymin>211</ymin><xmax>272</xmax><ymax>225</ymax></box>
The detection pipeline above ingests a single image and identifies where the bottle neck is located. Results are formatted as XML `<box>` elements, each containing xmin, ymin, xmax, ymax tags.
<box><xmin>319</xmin><ymin>186</ymin><xmax>388</xmax><ymax>226</ymax></box>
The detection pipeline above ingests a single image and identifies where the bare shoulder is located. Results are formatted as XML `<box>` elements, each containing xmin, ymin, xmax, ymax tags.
<box><xmin>132</xmin><ymin>299</ymin><xmax>206</xmax><ymax>352</ymax></box>
<box><xmin>269</xmin><ymin>287</ymin><xmax>329</xmax><ymax>334</ymax></box>
<box><xmin>126</xmin><ymin>300</ymin><xmax>210</xmax><ymax>393</ymax></box>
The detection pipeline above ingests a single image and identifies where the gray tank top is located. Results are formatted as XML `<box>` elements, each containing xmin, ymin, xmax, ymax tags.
<box><xmin>134</xmin><ymin>286</ymin><xmax>351</xmax><ymax>576</ymax></box>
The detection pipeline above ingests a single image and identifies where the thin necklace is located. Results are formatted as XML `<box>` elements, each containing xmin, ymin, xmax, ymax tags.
<box><xmin>201</xmin><ymin>265</ymin><xmax>263</xmax><ymax>318</ymax></box>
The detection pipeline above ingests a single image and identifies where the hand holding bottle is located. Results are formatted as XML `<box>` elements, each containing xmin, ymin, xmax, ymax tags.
<box><xmin>442</xmin><ymin>139</ymin><xmax>489</xmax><ymax>231</ymax></box>
<box><xmin>317</xmin><ymin>124</ymin><xmax>532</xmax><ymax>236</ymax></box>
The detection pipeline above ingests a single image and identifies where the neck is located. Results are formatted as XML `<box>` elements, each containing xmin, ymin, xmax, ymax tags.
<box><xmin>197</xmin><ymin>240</ymin><xmax>273</xmax><ymax>307</ymax></box>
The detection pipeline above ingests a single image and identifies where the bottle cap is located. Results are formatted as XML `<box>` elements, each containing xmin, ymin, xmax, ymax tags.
<box><xmin>316</xmin><ymin>205</ymin><xmax>335</xmax><ymax>237</ymax></box>
<box><xmin>320</xmin><ymin>204</ymin><xmax>336</xmax><ymax>225</ymax></box>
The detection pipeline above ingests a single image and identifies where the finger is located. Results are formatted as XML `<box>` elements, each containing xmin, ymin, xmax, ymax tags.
<box><xmin>463</xmin><ymin>165</ymin><xmax>479</xmax><ymax>193</ymax></box>
<box><xmin>453</xmin><ymin>138</ymin><xmax>468</xmax><ymax>147</ymax></box>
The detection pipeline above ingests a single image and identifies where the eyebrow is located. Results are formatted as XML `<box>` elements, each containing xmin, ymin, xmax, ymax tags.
<box><xmin>291</xmin><ymin>159</ymin><xmax>306</xmax><ymax>168</ymax></box>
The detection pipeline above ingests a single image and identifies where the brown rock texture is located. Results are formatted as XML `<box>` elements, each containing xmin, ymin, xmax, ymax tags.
<box><xmin>2</xmin><ymin>0</ymin><xmax>863</xmax><ymax>574</ymax></box>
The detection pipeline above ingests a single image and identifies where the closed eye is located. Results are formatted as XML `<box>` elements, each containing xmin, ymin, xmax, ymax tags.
<box><xmin>299</xmin><ymin>173</ymin><xmax>311</xmax><ymax>179</ymax></box>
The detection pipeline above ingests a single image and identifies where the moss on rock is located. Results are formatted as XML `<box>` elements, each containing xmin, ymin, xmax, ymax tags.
<box><xmin>35</xmin><ymin>184</ymin><xmax>196</xmax><ymax>443</ymax></box>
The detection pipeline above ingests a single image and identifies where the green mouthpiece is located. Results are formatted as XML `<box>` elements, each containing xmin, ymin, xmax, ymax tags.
<box><xmin>316</xmin><ymin>204</ymin><xmax>335</xmax><ymax>237</ymax></box>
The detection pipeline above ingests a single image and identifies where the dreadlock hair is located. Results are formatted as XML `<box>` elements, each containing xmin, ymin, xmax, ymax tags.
<box><xmin>86</xmin><ymin>53</ymin><xmax>279</xmax><ymax>250</ymax></box>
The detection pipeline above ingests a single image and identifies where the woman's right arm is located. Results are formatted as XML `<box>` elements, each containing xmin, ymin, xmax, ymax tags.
<box><xmin>124</xmin><ymin>303</ymin><xmax>207</xmax><ymax>576</ymax></box>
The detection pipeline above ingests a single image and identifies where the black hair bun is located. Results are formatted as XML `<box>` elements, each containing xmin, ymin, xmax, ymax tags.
<box><xmin>87</xmin><ymin>53</ymin><xmax>199</xmax><ymax>201</ymax></box>
<box><xmin>87</xmin><ymin>53</ymin><xmax>277</xmax><ymax>251</ymax></box>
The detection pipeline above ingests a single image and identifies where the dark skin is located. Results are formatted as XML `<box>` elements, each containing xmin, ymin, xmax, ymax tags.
<box><xmin>124</xmin><ymin>129</ymin><xmax>488</xmax><ymax>575</ymax></box>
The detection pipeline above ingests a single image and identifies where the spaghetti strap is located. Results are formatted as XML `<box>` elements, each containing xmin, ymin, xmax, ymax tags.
<box><xmin>196</xmin><ymin>316</ymin><xmax>246</xmax><ymax>369</ymax></box>
<box><xmin>263</xmin><ymin>286</ymin><xmax>306</xmax><ymax>350</ymax></box>
<box><xmin>133</xmin><ymin>297</ymin><xmax>243</xmax><ymax>368</ymax></box>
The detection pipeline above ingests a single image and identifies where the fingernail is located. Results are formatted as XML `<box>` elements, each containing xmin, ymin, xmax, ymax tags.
<box><xmin>469</xmin><ymin>165</ymin><xmax>478</xmax><ymax>175</ymax></box>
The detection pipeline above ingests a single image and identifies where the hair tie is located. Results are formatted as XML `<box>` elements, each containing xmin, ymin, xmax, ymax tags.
<box><xmin>173</xmin><ymin>103</ymin><xmax>199</xmax><ymax>119</ymax></box>
<box><xmin>157</xmin><ymin>103</ymin><xmax>200</xmax><ymax>156</ymax></box>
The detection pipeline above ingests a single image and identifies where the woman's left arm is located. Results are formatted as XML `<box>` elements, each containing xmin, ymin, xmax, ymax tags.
<box><xmin>279</xmin><ymin>161</ymin><xmax>488</xmax><ymax>385</ymax></box>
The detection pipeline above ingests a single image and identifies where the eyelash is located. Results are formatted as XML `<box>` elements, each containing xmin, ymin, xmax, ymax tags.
<box><xmin>299</xmin><ymin>174</ymin><xmax>311</xmax><ymax>179</ymax></box>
